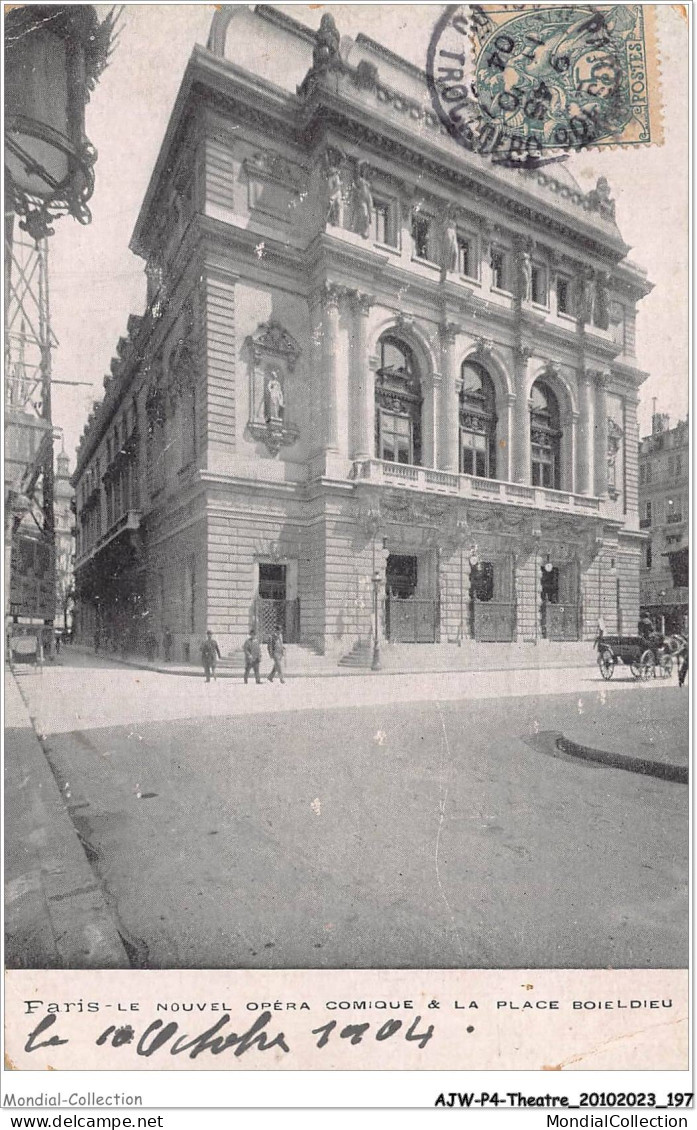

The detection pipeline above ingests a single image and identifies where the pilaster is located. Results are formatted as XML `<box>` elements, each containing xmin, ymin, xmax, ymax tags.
<box><xmin>438</xmin><ymin>321</ymin><xmax>461</xmax><ymax>473</ymax></box>
<box><xmin>349</xmin><ymin>291</ymin><xmax>375</xmax><ymax>461</ymax></box>
<box><xmin>577</xmin><ymin>368</ymin><xmax>595</xmax><ymax>496</ymax></box>
<box><xmin>594</xmin><ymin>369</ymin><xmax>610</xmax><ymax>499</ymax></box>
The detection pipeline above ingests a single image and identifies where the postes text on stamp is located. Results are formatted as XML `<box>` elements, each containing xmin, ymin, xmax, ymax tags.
<box><xmin>427</xmin><ymin>5</ymin><xmax>662</xmax><ymax>163</ymax></box>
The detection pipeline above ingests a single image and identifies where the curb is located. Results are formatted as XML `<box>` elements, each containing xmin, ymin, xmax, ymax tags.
<box><xmin>554</xmin><ymin>732</ymin><xmax>688</xmax><ymax>784</ymax></box>
<box><xmin>7</xmin><ymin>672</ymin><xmax>130</xmax><ymax>968</ymax></box>
<box><xmin>70</xmin><ymin>648</ymin><xmax>599</xmax><ymax>680</ymax></box>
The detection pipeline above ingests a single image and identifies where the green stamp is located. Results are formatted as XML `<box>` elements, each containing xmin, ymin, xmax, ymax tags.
<box><xmin>428</xmin><ymin>5</ymin><xmax>662</xmax><ymax>160</ymax></box>
<box><xmin>470</xmin><ymin>5</ymin><xmax>658</xmax><ymax>150</ymax></box>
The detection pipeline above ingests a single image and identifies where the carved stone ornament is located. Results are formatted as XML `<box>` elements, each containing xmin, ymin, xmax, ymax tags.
<box><xmin>474</xmin><ymin>336</ymin><xmax>496</xmax><ymax>359</ymax></box>
<box><xmin>357</xmin><ymin>501</ymin><xmax>382</xmax><ymax>539</ymax></box>
<box><xmin>354</xmin><ymin>162</ymin><xmax>373</xmax><ymax>239</ymax></box>
<box><xmin>324</xmin><ymin>148</ymin><xmax>346</xmax><ymax>228</ymax></box>
<box><xmin>247</xmin><ymin>321</ymin><xmax>301</xmax><ymax>455</ymax></box>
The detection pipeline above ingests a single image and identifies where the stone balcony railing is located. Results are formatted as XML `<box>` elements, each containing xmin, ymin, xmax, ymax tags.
<box><xmin>353</xmin><ymin>459</ymin><xmax>602</xmax><ymax>514</ymax></box>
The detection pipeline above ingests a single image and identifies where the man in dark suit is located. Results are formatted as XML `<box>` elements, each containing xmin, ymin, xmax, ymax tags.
<box><xmin>201</xmin><ymin>630</ymin><xmax>221</xmax><ymax>683</ymax></box>
<box><xmin>267</xmin><ymin>628</ymin><xmax>286</xmax><ymax>684</ymax></box>
<box><xmin>243</xmin><ymin>628</ymin><xmax>262</xmax><ymax>685</ymax></box>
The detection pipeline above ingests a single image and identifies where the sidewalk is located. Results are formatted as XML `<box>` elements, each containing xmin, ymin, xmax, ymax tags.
<box><xmin>4</xmin><ymin>668</ymin><xmax>128</xmax><ymax>968</ymax></box>
<box><xmin>68</xmin><ymin>640</ymin><xmax>595</xmax><ymax>680</ymax></box>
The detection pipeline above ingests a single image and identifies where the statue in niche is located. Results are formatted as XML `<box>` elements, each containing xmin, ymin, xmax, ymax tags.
<box><xmin>265</xmin><ymin>371</ymin><xmax>284</xmax><ymax>422</ymax></box>
<box><xmin>442</xmin><ymin>213</ymin><xmax>458</xmax><ymax>274</ymax></box>
<box><xmin>313</xmin><ymin>13</ymin><xmax>341</xmax><ymax>73</ymax></box>
<box><xmin>517</xmin><ymin>250</ymin><xmax>532</xmax><ymax>301</ymax></box>
<box><xmin>326</xmin><ymin>163</ymin><xmax>344</xmax><ymax>228</ymax></box>
<box><xmin>354</xmin><ymin>164</ymin><xmax>373</xmax><ymax>239</ymax></box>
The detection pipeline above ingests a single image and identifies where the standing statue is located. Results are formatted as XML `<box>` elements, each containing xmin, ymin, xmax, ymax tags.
<box><xmin>594</xmin><ymin>270</ymin><xmax>611</xmax><ymax>330</ymax></box>
<box><xmin>587</xmin><ymin>176</ymin><xmax>616</xmax><ymax>219</ymax></box>
<box><xmin>442</xmin><ymin>214</ymin><xmax>458</xmax><ymax>274</ymax></box>
<box><xmin>313</xmin><ymin>12</ymin><xmax>341</xmax><ymax>73</ymax></box>
<box><xmin>355</xmin><ymin>165</ymin><xmax>373</xmax><ymax>239</ymax></box>
<box><xmin>326</xmin><ymin>164</ymin><xmax>344</xmax><ymax>228</ymax></box>
<box><xmin>265</xmin><ymin>372</ymin><xmax>284</xmax><ymax>421</ymax></box>
<box><xmin>517</xmin><ymin>250</ymin><xmax>533</xmax><ymax>301</ymax></box>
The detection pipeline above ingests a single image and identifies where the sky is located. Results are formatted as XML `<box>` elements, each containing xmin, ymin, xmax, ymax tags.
<box><xmin>38</xmin><ymin>3</ymin><xmax>689</xmax><ymax>470</ymax></box>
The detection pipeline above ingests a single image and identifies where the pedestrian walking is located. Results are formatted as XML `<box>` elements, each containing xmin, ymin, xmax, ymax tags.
<box><xmin>267</xmin><ymin>628</ymin><xmax>286</xmax><ymax>683</ymax></box>
<box><xmin>678</xmin><ymin>639</ymin><xmax>689</xmax><ymax>687</ymax></box>
<box><xmin>243</xmin><ymin>628</ymin><xmax>262</xmax><ymax>684</ymax></box>
<box><xmin>163</xmin><ymin>626</ymin><xmax>173</xmax><ymax>662</ymax></box>
<box><xmin>201</xmin><ymin>630</ymin><xmax>221</xmax><ymax>683</ymax></box>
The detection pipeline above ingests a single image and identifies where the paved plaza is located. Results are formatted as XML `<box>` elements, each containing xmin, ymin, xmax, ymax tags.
<box><xmin>6</xmin><ymin>652</ymin><xmax>688</xmax><ymax>970</ymax></box>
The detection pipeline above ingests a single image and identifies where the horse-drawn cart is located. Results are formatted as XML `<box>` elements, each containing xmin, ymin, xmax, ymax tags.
<box><xmin>596</xmin><ymin>634</ymin><xmax>674</xmax><ymax>681</ymax></box>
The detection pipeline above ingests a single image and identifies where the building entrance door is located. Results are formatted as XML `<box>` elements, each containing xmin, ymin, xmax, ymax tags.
<box><xmin>385</xmin><ymin>553</ymin><xmax>437</xmax><ymax>642</ymax></box>
<box><xmin>541</xmin><ymin>561</ymin><xmax>580</xmax><ymax>641</ymax></box>
<box><xmin>256</xmin><ymin>563</ymin><xmax>299</xmax><ymax>642</ymax></box>
<box><xmin>471</xmin><ymin>556</ymin><xmax>516</xmax><ymax>641</ymax></box>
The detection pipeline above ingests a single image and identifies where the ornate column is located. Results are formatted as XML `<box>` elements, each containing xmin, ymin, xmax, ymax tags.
<box><xmin>512</xmin><ymin>346</ymin><xmax>532</xmax><ymax>483</ymax></box>
<box><xmin>576</xmin><ymin>368</ymin><xmax>595</xmax><ymax>496</ymax></box>
<box><xmin>438</xmin><ymin>321</ymin><xmax>461</xmax><ymax>473</ymax></box>
<box><xmin>594</xmin><ymin>369</ymin><xmax>610</xmax><ymax>498</ymax></box>
<box><xmin>350</xmin><ymin>292</ymin><xmax>375</xmax><ymax>461</ymax></box>
<box><xmin>322</xmin><ymin>283</ymin><xmax>341</xmax><ymax>453</ymax></box>
<box><xmin>569</xmin><ymin>411</ymin><xmax>579</xmax><ymax>495</ymax></box>
<box><xmin>502</xmin><ymin>393</ymin><xmax>516</xmax><ymax>482</ymax></box>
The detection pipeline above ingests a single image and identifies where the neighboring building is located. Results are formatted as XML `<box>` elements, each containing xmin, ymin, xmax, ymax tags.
<box><xmin>72</xmin><ymin>7</ymin><xmax>652</xmax><ymax>662</ymax></box>
<box><xmin>639</xmin><ymin>413</ymin><xmax>689</xmax><ymax>634</ymax></box>
<box><xmin>54</xmin><ymin>448</ymin><xmax>76</xmax><ymax>631</ymax></box>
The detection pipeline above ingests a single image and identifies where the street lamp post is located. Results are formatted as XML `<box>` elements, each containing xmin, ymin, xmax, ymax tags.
<box><xmin>5</xmin><ymin>5</ymin><xmax>119</xmax><ymax>240</ymax></box>
<box><xmin>371</xmin><ymin>568</ymin><xmax>382</xmax><ymax>671</ymax></box>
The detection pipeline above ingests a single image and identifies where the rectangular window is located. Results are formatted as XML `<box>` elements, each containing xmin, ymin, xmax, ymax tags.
<box><xmin>556</xmin><ymin>276</ymin><xmax>572</xmax><ymax>315</ymax></box>
<box><xmin>531</xmin><ymin>445</ymin><xmax>555</xmax><ymax>488</ymax></box>
<box><xmin>380</xmin><ymin>411</ymin><xmax>412</xmax><ymax>465</ymax></box>
<box><xmin>531</xmin><ymin>264</ymin><xmax>548</xmax><ymax>306</ymax></box>
<box><xmin>675</xmin><ymin>454</ymin><xmax>683</xmax><ymax>479</ymax></box>
<box><xmin>645</xmin><ymin>541</ymin><xmax>652</xmax><ymax>570</ymax></box>
<box><xmin>411</xmin><ymin>212</ymin><xmax>432</xmax><ymax>260</ymax></box>
<box><xmin>645</xmin><ymin>460</ymin><xmax>652</xmax><ymax>483</ymax></box>
<box><xmin>371</xmin><ymin>198</ymin><xmax>396</xmax><ymax>247</ymax></box>
<box><xmin>461</xmin><ymin>431</ymin><xmax>488</xmax><ymax>478</ymax></box>
<box><xmin>644</xmin><ymin>501</ymin><xmax>652</xmax><ymax>524</ymax></box>
<box><xmin>490</xmin><ymin>248</ymin><xmax>508</xmax><ymax>291</ymax></box>
<box><xmin>457</xmin><ymin>235</ymin><xmax>474</xmax><ymax>278</ymax></box>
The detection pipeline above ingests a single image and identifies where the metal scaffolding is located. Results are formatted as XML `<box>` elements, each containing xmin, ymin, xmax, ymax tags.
<box><xmin>4</xmin><ymin>210</ymin><xmax>57</xmax><ymax>625</ymax></box>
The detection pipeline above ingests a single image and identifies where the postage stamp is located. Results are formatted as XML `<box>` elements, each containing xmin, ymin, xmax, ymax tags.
<box><xmin>427</xmin><ymin>4</ymin><xmax>663</xmax><ymax>162</ymax></box>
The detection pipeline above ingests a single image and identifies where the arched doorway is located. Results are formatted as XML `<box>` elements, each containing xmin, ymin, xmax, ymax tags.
<box><xmin>375</xmin><ymin>335</ymin><xmax>422</xmax><ymax>466</ymax></box>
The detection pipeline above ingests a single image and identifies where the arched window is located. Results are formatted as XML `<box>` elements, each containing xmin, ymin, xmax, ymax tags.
<box><xmin>530</xmin><ymin>381</ymin><xmax>561</xmax><ymax>489</ymax></box>
<box><xmin>375</xmin><ymin>335</ymin><xmax>422</xmax><ymax>465</ymax></box>
<box><xmin>459</xmin><ymin>361</ymin><xmax>497</xmax><ymax>479</ymax></box>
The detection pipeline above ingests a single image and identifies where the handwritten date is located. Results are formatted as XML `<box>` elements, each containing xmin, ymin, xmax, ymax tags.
<box><xmin>25</xmin><ymin>1010</ymin><xmax>434</xmax><ymax>1059</ymax></box>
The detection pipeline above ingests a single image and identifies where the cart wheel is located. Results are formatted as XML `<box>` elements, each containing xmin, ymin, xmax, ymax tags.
<box><xmin>659</xmin><ymin>654</ymin><xmax>674</xmax><ymax>678</ymax></box>
<box><xmin>597</xmin><ymin>648</ymin><xmax>615</xmax><ymax>680</ymax></box>
<box><xmin>637</xmin><ymin>649</ymin><xmax>655</xmax><ymax>680</ymax></box>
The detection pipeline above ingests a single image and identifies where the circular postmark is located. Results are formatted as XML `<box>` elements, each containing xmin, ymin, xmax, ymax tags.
<box><xmin>427</xmin><ymin>5</ymin><xmax>636</xmax><ymax>166</ymax></box>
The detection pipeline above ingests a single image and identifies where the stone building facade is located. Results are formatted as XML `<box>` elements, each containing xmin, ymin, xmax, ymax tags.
<box><xmin>54</xmin><ymin>449</ymin><xmax>75</xmax><ymax>632</ymax></box>
<box><xmin>639</xmin><ymin>413</ymin><xmax>689</xmax><ymax>634</ymax></box>
<box><xmin>72</xmin><ymin>7</ymin><xmax>651</xmax><ymax>661</ymax></box>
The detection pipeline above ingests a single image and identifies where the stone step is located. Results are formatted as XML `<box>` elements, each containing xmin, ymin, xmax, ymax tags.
<box><xmin>339</xmin><ymin>640</ymin><xmax>594</xmax><ymax>672</ymax></box>
<box><xmin>220</xmin><ymin>643</ymin><xmax>335</xmax><ymax>670</ymax></box>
